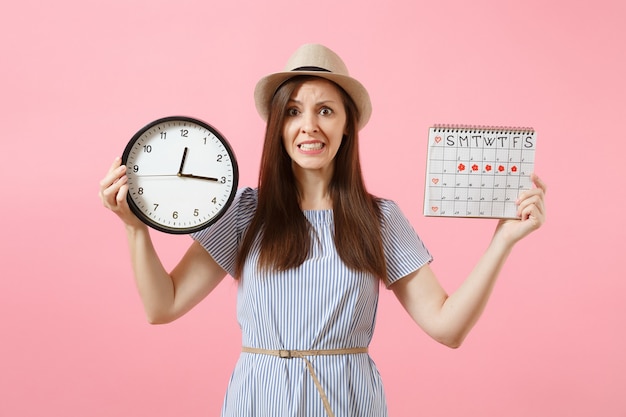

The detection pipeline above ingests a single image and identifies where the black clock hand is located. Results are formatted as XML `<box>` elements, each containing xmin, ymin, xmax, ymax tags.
<box><xmin>178</xmin><ymin>147</ymin><xmax>189</xmax><ymax>175</ymax></box>
<box><xmin>178</xmin><ymin>173</ymin><xmax>219</xmax><ymax>182</ymax></box>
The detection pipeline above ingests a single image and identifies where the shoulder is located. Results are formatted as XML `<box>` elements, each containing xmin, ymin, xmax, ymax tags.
<box><xmin>375</xmin><ymin>198</ymin><xmax>405</xmax><ymax>224</ymax></box>
<box><xmin>375</xmin><ymin>198</ymin><xmax>415</xmax><ymax>238</ymax></box>
<box><xmin>235</xmin><ymin>186</ymin><xmax>258</xmax><ymax>212</ymax></box>
<box><xmin>376</xmin><ymin>197</ymin><xmax>399</xmax><ymax>212</ymax></box>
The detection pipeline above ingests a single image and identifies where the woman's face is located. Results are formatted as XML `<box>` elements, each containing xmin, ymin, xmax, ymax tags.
<box><xmin>282</xmin><ymin>78</ymin><xmax>347</xmax><ymax>178</ymax></box>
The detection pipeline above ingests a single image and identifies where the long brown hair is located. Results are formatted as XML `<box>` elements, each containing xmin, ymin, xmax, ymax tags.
<box><xmin>235</xmin><ymin>76</ymin><xmax>388</xmax><ymax>282</ymax></box>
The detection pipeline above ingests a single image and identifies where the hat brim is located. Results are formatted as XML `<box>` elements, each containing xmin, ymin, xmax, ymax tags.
<box><xmin>254</xmin><ymin>71</ymin><xmax>372</xmax><ymax>131</ymax></box>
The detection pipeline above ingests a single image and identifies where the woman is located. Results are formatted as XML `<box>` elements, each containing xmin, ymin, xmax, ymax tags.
<box><xmin>100</xmin><ymin>43</ymin><xmax>546</xmax><ymax>417</ymax></box>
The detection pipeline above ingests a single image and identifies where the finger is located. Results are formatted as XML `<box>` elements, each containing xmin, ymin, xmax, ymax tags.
<box><xmin>523</xmin><ymin>194</ymin><xmax>543</xmax><ymax>211</ymax></box>
<box><xmin>517</xmin><ymin>190</ymin><xmax>545</xmax><ymax>217</ymax></box>
<box><xmin>531</xmin><ymin>172</ymin><xmax>547</xmax><ymax>194</ymax></box>
<box><xmin>99</xmin><ymin>163</ymin><xmax>127</xmax><ymax>193</ymax></box>
<box><xmin>109</xmin><ymin>156</ymin><xmax>122</xmax><ymax>172</ymax></box>
<box><xmin>116</xmin><ymin>182</ymin><xmax>129</xmax><ymax>204</ymax></box>
<box><xmin>101</xmin><ymin>157</ymin><xmax>123</xmax><ymax>184</ymax></box>
<box><xmin>516</xmin><ymin>177</ymin><xmax>546</xmax><ymax>205</ymax></box>
<box><xmin>101</xmin><ymin>174</ymin><xmax>128</xmax><ymax>208</ymax></box>
<box><xmin>520</xmin><ymin>204</ymin><xmax>535</xmax><ymax>222</ymax></box>
<box><xmin>520</xmin><ymin>201</ymin><xmax>545</xmax><ymax>227</ymax></box>
<box><xmin>516</xmin><ymin>188</ymin><xmax>541</xmax><ymax>205</ymax></box>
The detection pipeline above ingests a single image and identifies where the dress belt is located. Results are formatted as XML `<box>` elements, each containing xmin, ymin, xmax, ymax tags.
<box><xmin>241</xmin><ymin>346</ymin><xmax>368</xmax><ymax>417</ymax></box>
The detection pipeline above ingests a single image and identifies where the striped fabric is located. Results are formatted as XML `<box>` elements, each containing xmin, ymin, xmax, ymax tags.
<box><xmin>192</xmin><ymin>187</ymin><xmax>432</xmax><ymax>417</ymax></box>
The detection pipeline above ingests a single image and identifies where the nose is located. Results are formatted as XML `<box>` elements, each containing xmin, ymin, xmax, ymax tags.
<box><xmin>301</xmin><ymin>111</ymin><xmax>319</xmax><ymax>134</ymax></box>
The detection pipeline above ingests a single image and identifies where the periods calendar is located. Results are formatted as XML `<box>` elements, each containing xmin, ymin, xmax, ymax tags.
<box><xmin>424</xmin><ymin>125</ymin><xmax>536</xmax><ymax>219</ymax></box>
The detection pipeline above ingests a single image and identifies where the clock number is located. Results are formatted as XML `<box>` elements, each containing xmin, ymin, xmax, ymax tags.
<box><xmin>220</xmin><ymin>176</ymin><xmax>226</xmax><ymax>184</ymax></box>
<box><xmin>138</xmin><ymin>187</ymin><xmax>144</xmax><ymax>195</ymax></box>
<box><xmin>217</xmin><ymin>154</ymin><xmax>223</xmax><ymax>162</ymax></box>
<box><xmin>143</xmin><ymin>145</ymin><xmax>152</xmax><ymax>153</ymax></box>
<box><xmin>211</xmin><ymin>197</ymin><xmax>217</xmax><ymax>204</ymax></box>
<box><xmin>133</xmin><ymin>165</ymin><xmax>139</xmax><ymax>173</ymax></box>
<box><xmin>193</xmin><ymin>209</ymin><xmax>199</xmax><ymax>217</ymax></box>
<box><xmin>160</xmin><ymin>132</ymin><xmax>167</xmax><ymax>139</ymax></box>
<box><xmin>180</xmin><ymin>129</ymin><xmax>189</xmax><ymax>137</ymax></box>
<box><xmin>172</xmin><ymin>211</ymin><xmax>179</xmax><ymax>219</ymax></box>
<box><xmin>153</xmin><ymin>203</ymin><xmax>159</xmax><ymax>211</ymax></box>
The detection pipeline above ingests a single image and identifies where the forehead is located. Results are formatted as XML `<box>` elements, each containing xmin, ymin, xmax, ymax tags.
<box><xmin>290</xmin><ymin>78</ymin><xmax>344</xmax><ymax>101</ymax></box>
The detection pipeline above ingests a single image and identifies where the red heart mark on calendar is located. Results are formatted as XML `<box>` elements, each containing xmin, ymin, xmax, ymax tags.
<box><xmin>432</xmin><ymin>206</ymin><xmax>439</xmax><ymax>212</ymax></box>
<box><xmin>432</xmin><ymin>178</ymin><xmax>439</xmax><ymax>184</ymax></box>
<box><xmin>434</xmin><ymin>136</ymin><xmax>442</xmax><ymax>143</ymax></box>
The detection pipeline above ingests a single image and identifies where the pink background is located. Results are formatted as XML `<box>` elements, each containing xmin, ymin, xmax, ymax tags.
<box><xmin>2</xmin><ymin>0</ymin><xmax>625</xmax><ymax>416</ymax></box>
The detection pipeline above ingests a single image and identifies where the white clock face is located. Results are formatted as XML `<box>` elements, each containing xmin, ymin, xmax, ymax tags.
<box><xmin>122</xmin><ymin>117</ymin><xmax>238</xmax><ymax>234</ymax></box>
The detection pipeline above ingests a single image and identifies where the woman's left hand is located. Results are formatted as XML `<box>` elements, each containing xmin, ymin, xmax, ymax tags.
<box><xmin>494</xmin><ymin>173</ymin><xmax>547</xmax><ymax>245</ymax></box>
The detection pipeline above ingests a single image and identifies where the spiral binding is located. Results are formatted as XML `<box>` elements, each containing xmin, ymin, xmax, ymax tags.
<box><xmin>432</xmin><ymin>124</ymin><xmax>535</xmax><ymax>134</ymax></box>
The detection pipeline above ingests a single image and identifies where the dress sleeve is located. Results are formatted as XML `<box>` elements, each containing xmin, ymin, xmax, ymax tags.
<box><xmin>190</xmin><ymin>187</ymin><xmax>257</xmax><ymax>277</ymax></box>
<box><xmin>379</xmin><ymin>199</ymin><xmax>433</xmax><ymax>287</ymax></box>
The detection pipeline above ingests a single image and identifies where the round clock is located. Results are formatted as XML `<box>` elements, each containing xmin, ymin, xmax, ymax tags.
<box><xmin>121</xmin><ymin>116</ymin><xmax>238</xmax><ymax>234</ymax></box>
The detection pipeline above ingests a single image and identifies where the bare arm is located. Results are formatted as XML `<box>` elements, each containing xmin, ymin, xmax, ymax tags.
<box><xmin>100</xmin><ymin>157</ymin><xmax>227</xmax><ymax>324</ymax></box>
<box><xmin>392</xmin><ymin>174</ymin><xmax>547</xmax><ymax>348</ymax></box>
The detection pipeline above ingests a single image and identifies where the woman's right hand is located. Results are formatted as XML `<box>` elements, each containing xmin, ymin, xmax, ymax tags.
<box><xmin>99</xmin><ymin>157</ymin><xmax>146</xmax><ymax>230</ymax></box>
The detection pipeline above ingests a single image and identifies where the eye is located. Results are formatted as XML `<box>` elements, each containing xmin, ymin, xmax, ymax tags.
<box><xmin>286</xmin><ymin>107</ymin><xmax>300</xmax><ymax>117</ymax></box>
<box><xmin>319</xmin><ymin>107</ymin><xmax>333</xmax><ymax>116</ymax></box>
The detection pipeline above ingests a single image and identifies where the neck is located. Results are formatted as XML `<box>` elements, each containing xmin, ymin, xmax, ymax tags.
<box><xmin>293</xmin><ymin>166</ymin><xmax>333</xmax><ymax>210</ymax></box>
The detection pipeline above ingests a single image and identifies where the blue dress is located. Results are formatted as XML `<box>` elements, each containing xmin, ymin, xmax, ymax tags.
<box><xmin>192</xmin><ymin>187</ymin><xmax>431</xmax><ymax>416</ymax></box>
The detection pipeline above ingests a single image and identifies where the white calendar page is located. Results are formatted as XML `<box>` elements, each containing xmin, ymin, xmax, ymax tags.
<box><xmin>423</xmin><ymin>125</ymin><xmax>536</xmax><ymax>219</ymax></box>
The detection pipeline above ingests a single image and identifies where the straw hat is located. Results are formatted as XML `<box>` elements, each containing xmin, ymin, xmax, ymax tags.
<box><xmin>254</xmin><ymin>43</ymin><xmax>372</xmax><ymax>130</ymax></box>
